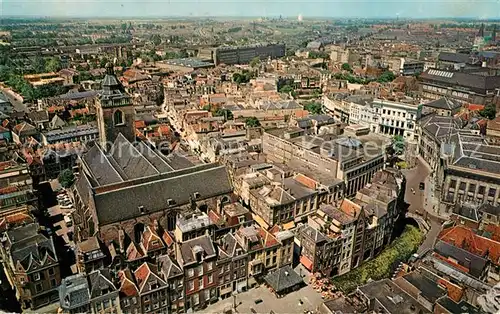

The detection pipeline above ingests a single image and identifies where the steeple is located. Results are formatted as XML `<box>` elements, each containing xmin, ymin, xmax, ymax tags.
<box><xmin>96</xmin><ymin>63</ymin><xmax>135</xmax><ymax>150</ymax></box>
<box><xmin>478</xmin><ymin>23</ymin><xmax>485</xmax><ymax>37</ymax></box>
<box><xmin>101</xmin><ymin>63</ymin><xmax>124</xmax><ymax>94</ymax></box>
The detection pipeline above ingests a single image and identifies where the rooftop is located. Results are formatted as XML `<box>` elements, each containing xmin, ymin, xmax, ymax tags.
<box><xmin>358</xmin><ymin>279</ymin><xmax>431</xmax><ymax>314</ymax></box>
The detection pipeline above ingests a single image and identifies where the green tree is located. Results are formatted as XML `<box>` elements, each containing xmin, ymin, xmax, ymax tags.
<box><xmin>479</xmin><ymin>104</ymin><xmax>496</xmax><ymax>120</ymax></box>
<box><xmin>249</xmin><ymin>57</ymin><xmax>260</xmax><ymax>68</ymax></box>
<box><xmin>32</xmin><ymin>55</ymin><xmax>46</xmax><ymax>73</ymax></box>
<box><xmin>392</xmin><ymin>135</ymin><xmax>405</xmax><ymax>155</ymax></box>
<box><xmin>304</xmin><ymin>102</ymin><xmax>323</xmax><ymax>114</ymax></box>
<box><xmin>45</xmin><ymin>57</ymin><xmax>61</xmax><ymax>73</ymax></box>
<box><xmin>214</xmin><ymin>108</ymin><xmax>233</xmax><ymax>121</ymax></box>
<box><xmin>151</xmin><ymin>34</ymin><xmax>161</xmax><ymax>46</ymax></box>
<box><xmin>341</xmin><ymin>63</ymin><xmax>352</xmax><ymax>72</ymax></box>
<box><xmin>279</xmin><ymin>84</ymin><xmax>296</xmax><ymax>97</ymax></box>
<box><xmin>58</xmin><ymin>169</ymin><xmax>75</xmax><ymax>188</ymax></box>
<box><xmin>377</xmin><ymin>71</ymin><xmax>396</xmax><ymax>83</ymax></box>
<box><xmin>99</xmin><ymin>57</ymin><xmax>109</xmax><ymax>68</ymax></box>
<box><xmin>232</xmin><ymin>71</ymin><xmax>251</xmax><ymax>84</ymax></box>
<box><xmin>245</xmin><ymin>117</ymin><xmax>261</xmax><ymax>127</ymax></box>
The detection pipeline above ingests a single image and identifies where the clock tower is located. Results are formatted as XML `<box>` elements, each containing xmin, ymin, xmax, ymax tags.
<box><xmin>96</xmin><ymin>64</ymin><xmax>135</xmax><ymax>150</ymax></box>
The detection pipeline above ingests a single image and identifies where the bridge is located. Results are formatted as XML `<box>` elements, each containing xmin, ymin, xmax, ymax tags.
<box><xmin>406</xmin><ymin>212</ymin><xmax>430</xmax><ymax>233</ymax></box>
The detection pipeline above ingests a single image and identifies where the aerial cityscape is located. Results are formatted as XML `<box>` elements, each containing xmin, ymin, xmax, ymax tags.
<box><xmin>0</xmin><ymin>2</ymin><xmax>500</xmax><ymax>313</ymax></box>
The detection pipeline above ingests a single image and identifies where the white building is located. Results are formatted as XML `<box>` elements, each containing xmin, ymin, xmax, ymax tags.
<box><xmin>348</xmin><ymin>98</ymin><xmax>419</xmax><ymax>143</ymax></box>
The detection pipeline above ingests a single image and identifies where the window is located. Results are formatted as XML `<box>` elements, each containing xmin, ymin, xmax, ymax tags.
<box><xmin>468</xmin><ymin>184</ymin><xmax>476</xmax><ymax>193</ymax></box>
<box><xmin>208</xmin><ymin>274</ymin><xmax>213</xmax><ymax>284</ymax></box>
<box><xmin>124</xmin><ymin>298</ymin><xmax>130</xmax><ymax>307</ymax></box>
<box><xmin>103</xmin><ymin>300</ymin><xmax>110</xmax><ymax>309</ymax></box>
<box><xmin>50</xmin><ymin>279</ymin><xmax>57</xmax><ymax>287</ymax></box>
<box><xmin>114</xmin><ymin>109</ymin><xmax>124</xmax><ymax>125</ymax></box>
<box><xmin>199</xmin><ymin>278</ymin><xmax>204</xmax><ymax>289</ymax></box>
<box><xmin>479</xmin><ymin>186</ymin><xmax>486</xmax><ymax>195</ymax></box>
<box><xmin>48</xmin><ymin>268</ymin><xmax>55</xmax><ymax>276</ymax></box>
<box><xmin>193</xmin><ymin>293</ymin><xmax>199</xmax><ymax>305</ymax></box>
<box><xmin>489</xmin><ymin>188</ymin><xmax>497</xmax><ymax>197</ymax></box>
<box><xmin>188</xmin><ymin>268</ymin><xmax>194</xmax><ymax>278</ymax></box>
<box><xmin>35</xmin><ymin>283</ymin><xmax>43</xmax><ymax>293</ymax></box>
<box><xmin>459</xmin><ymin>182</ymin><xmax>466</xmax><ymax>191</ymax></box>
<box><xmin>207</xmin><ymin>262</ymin><xmax>213</xmax><ymax>271</ymax></box>
<box><xmin>97</xmin><ymin>303</ymin><xmax>102</xmax><ymax>311</ymax></box>
<box><xmin>145</xmin><ymin>305</ymin><xmax>151</xmax><ymax>312</ymax></box>
<box><xmin>189</xmin><ymin>281</ymin><xmax>194</xmax><ymax>291</ymax></box>
<box><xmin>33</xmin><ymin>273</ymin><xmax>40</xmax><ymax>281</ymax></box>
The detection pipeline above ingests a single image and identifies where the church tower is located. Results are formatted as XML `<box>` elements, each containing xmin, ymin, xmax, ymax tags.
<box><xmin>96</xmin><ymin>64</ymin><xmax>135</xmax><ymax>150</ymax></box>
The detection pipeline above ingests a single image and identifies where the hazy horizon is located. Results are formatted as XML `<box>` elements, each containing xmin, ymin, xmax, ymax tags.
<box><xmin>2</xmin><ymin>0</ymin><xmax>500</xmax><ymax>19</ymax></box>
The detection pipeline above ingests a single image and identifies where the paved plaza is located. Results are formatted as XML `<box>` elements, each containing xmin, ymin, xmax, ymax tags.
<box><xmin>201</xmin><ymin>265</ymin><xmax>323</xmax><ymax>314</ymax></box>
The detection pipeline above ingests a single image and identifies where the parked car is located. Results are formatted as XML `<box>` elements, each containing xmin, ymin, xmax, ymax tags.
<box><xmin>419</xmin><ymin>182</ymin><xmax>425</xmax><ymax>190</ymax></box>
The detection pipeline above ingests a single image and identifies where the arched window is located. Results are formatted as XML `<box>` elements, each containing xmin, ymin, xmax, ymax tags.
<box><xmin>114</xmin><ymin>109</ymin><xmax>124</xmax><ymax>125</ymax></box>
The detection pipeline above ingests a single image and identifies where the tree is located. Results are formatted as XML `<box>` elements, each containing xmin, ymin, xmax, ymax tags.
<box><xmin>214</xmin><ymin>108</ymin><xmax>233</xmax><ymax>121</ymax></box>
<box><xmin>392</xmin><ymin>135</ymin><xmax>405</xmax><ymax>155</ymax></box>
<box><xmin>99</xmin><ymin>57</ymin><xmax>109</xmax><ymax>68</ymax></box>
<box><xmin>279</xmin><ymin>84</ymin><xmax>296</xmax><ymax>97</ymax></box>
<box><xmin>341</xmin><ymin>63</ymin><xmax>352</xmax><ymax>72</ymax></box>
<box><xmin>304</xmin><ymin>102</ymin><xmax>323</xmax><ymax>114</ymax></box>
<box><xmin>232</xmin><ymin>71</ymin><xmax>251</xmax><ymax>84</ymax></box>
<box><xmin>32</xmin><ymin>55</ymin><xmax>46</xmax><ymax>73</ymax></box>
<box><xmin>377</xmin><ymin>71</ymin><xmax>396</xmax><ymax>83</ymax></box>
<box><xmin>58</xmin><ymin>169</ymin><xmax>75</xmax><ymax>188</ymax></box>
<box><xmin>249</xmin><ymin>57</ymin><xmax>260</xmax><ymax>68</ymax></box>
<box><xmin>45</xmin><ymin>57</ymin><xmax>61</xmax><ymax>73</ymax></box>
<box><xmin>245</xmin><ymin>117</ymin><xmax>261</xmax><ymax>127</ymax></box>
<box><xmin>479</xmin><ymin>104</ymin><xmax>496</xmax><ymax>120</ymax></box>
<box><xmin>151</xmin><ymin>34</ymin><xmax>161</xmax><ymax>46</ymax></box>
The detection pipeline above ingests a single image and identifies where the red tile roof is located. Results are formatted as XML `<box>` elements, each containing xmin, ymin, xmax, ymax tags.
<box><xmin>162</xmin><ymin>231</ymin><xmax>174</xmax><ymax>247</ymax></box>
<box><xmin>118</xmin><ymin>269</ymin><xmax>139</xmax><ymax>297</ymax></box>
<box><xmin>258</xmin><ymin>227</ymin><xmax>279</xmax><ymax>248</ymax></box>
<box><xmin>135</xmin><ymin>120</ymin><xmax>146</xmax><ymax>129</ymax></box>
<box><xmin>467</xmin><ymin>104</ymin><xmax>485</xmax><ymax>111</ymax></box>
<box><xmin>439</xmin><ymin>225</ymin><xmax>500</xmax><ymax>266</ymax></box>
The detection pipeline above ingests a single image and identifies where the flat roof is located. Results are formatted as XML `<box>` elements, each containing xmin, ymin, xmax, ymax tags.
<box><xmin>162</xmin><ymin>58</ymin><xmax>214</xmax><ymax>68</ymax></box>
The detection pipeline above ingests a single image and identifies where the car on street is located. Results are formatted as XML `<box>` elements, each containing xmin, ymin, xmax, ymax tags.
<box><xmin>411</xmin><ymin>188</ymin><xmax>415</xmax><ymax>194</ymax></box>
<box><xmin>419</xmin><ymin>182</ymin><xmax>425</xmax><ymax>190</ymax></box>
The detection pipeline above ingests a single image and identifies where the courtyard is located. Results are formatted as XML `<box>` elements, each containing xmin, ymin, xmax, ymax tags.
<box><xmin>201</xmin><ymin>265</ymin><xmax>323</xmax><ymax>314</ymax></box>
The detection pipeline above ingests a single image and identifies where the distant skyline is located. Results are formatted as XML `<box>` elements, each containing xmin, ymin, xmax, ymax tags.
<box><xmin>2</xmin><ymin>0</ymin><xmax>500</xmax><ymax>19</ymax></box>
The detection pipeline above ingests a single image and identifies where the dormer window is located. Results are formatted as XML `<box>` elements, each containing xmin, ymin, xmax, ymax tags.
<box><xmin>114</xmin><ymin>109</ymin><xmax>124</xmax><ymax>126</ymax></box>
<box><xmin>193</xmin><ymin>192</ymin><xmax>201</xmax><ymax>199</ymax></box>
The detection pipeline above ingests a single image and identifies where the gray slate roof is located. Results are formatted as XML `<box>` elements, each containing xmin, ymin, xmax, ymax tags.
<box><xmin>93</xmin><ymin>164</ymin><xmax>232</xmax><ymax>225</ymax></box>
<box><xmin>264</xmin><ymin>266</ymin><xmax>304</xmax><ymax>294</ymax></box>
<box><xmin>88</xmin><ymin>269</ymin><xmax>116</xmax><ymax>299</ymax></box>
<box><xmin>434</xmin><ymin>240</ymin><xmax>489</xmax><ymax>278</ymax></box>
<box><xmin>423</xmin><ymin>98</ymin><xmax>461</xmax><ymax>111</ymax></box>
<box><xmin>59</xmin><ymin>274</ymin><xmax>90</xmax><ymax>310</ymax></box>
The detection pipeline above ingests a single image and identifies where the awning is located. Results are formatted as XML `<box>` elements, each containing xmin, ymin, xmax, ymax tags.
<box><xmin>252</xmin><ymin>214</ymin><xmax>269</xmax><ymax>229</ymax></box>
<box><xmin>283</xmin><ymin>221</ymin><xmax>295</xmax><ymax>230</ymax></box>
<box><xmin>300</xmin><ymin>255</ymin><xmax>313</xmax><ymax>271</ymax></box>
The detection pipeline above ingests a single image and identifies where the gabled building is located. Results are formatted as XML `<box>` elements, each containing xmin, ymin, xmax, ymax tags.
<box><xmin>216</xmin><ymin>232</ymin><xmax>248</xmax><ymax>299</ymax></box>
<box><xmin>88</xmin><ymin>269</ymin><xmax>121</xmax><ymax>314</ymax></box>
<box><xmin>117</xmin><ymin>269</ymin><xmax>141</xmax><ymax>314</ymax></box>
<box><xmin>176</xmin><ymin>235</ymin><xmax>218</xmax><ymax>312</ymax></box>
<box><xmin>234</xmin><ymin>225</ymin><xmax>280</xmax><ymax>288</ymax></box>
<box><xmin>158</xmin><ymin>254</ymin><xmax>184</xmax><ymax>313</ymax></box>
<box><xmin>1</xmin><ymin>223</ymin><xmax>61</xmax><ymax>310</ymax></box>
<box><xmin>59</xmin><ymin>274</ymin><xmax>91</xmax><ymax>314</ymax></box>
<box><xmin>134</xmin><ymin>262</ymin><xmax>169</xmax><ymax>314</ymax></box>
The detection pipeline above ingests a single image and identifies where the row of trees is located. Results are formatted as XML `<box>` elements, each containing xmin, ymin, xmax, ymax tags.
<box><xmin>333</xmin><ymin>70</ymin><xmax>396</xmax><ymax>85</ymax></box>
<box><xmin>331</xmin><ymin>225</ymin><xmax>424</xmax><ymax>293</ymax></box>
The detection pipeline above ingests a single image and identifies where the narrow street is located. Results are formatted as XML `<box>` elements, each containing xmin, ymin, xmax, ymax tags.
<box><xmin>402</xmin><ymin>158</ymin><xmax>445</xmax><ymax>255</ymax></box>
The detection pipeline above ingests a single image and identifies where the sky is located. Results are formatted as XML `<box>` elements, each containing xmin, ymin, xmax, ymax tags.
<box><xmin>1</xmin><ymin>0</ymin><xmax>500</xmax><ymax>19</ymax></box>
